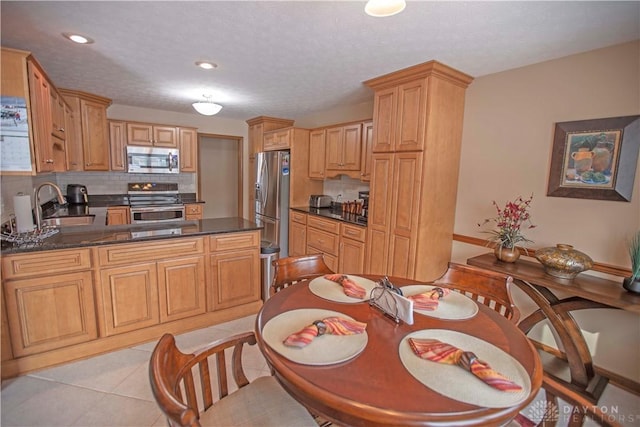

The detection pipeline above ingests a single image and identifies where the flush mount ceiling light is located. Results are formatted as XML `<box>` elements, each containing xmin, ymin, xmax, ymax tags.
<box><xmin>364</xmin><ymin>0</ymin><xmax>406</xmax><ymax>17</ymax></box>
<box><xmin>195</xmin><ymin>61</ymin><xmax>218</xmax><ymax>70</ymax></box>
<box><xmin>192</xmin><ymin>94</ymin><xmax>223</xmax><ymax>116</ymax></box>
<box><xmin>62</xmin><ymin>32</ymin><xmax>94</xmax><ymax>44</ymax></box>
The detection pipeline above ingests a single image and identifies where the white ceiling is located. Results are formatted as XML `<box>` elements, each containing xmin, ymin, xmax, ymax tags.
<box><xmin>2</xmin><ymin>1</ymin><xmax>638</xmax><ymax>122</ymax></box>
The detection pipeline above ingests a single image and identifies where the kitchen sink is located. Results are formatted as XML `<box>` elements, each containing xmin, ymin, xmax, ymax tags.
<box><xmin>42</xmin><ymin>215</ymin><xmax>95</xmax><ymax>227</ymax></box>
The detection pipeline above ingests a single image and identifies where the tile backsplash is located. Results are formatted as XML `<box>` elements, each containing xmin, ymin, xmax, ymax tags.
<box><xmin>322</xmin><ymin>175</ymin><xmax>370</xmax><ymax>203</ymax></box>
<box><xmin>1</xmin><ymin>172</ymin><xmax>196</xmax><ymax>224</ymax></box>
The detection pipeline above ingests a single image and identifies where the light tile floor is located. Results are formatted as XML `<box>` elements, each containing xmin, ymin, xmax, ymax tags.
<box><xmin>1</xmin><ymin>315</ymin><xmax>270</xmax><ymax>427</ymax></box>
<box><xmin>1</xmin><ymin>314</ymin><xmax>638</xmax><ymax>426</ymax></box>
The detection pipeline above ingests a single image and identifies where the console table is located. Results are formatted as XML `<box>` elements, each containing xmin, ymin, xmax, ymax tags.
<box><xmin>467</xmin><ymin>253</ymin><xmax>640</xmax><ymax>402</ymax></box>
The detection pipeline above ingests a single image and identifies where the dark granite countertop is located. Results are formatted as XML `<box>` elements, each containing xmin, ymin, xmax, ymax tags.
<box><xmin>1</xmin><ymin>217</ymin><xmax>260</xmax><ymax>255</ymax></box>
<box><xmin>291</xmin><ymin>206</ymin><xmax>368</xmax><ymax>227</ymax></box>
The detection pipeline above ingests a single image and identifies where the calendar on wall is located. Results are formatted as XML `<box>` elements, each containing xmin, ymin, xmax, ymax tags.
<box><xmin>1</xmin><ymin>95</ymin><xmax>32</xmax><ymax>172</ymax></box>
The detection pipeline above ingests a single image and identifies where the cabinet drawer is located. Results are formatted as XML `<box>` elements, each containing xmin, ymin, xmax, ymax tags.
<box><xmin>2</xmin><ymin>248</ymin><xmax>91</xmax><ymax>280</ymax></box>
<box><xmin>341</xmin><ymin>223</ymin><xmax>367</xmax><ymax>242</ymax></box>
<box><xmin>97</xmin><ymin>237</ymin><xmax>204</xmax><ymax>266</ymax></box>
<box><xmin>209</xmin><ymin>231</ymin><xmax>259</xmax><ymax>252</ymax></box>
<box><xmin>185</xmin><ymin>203</ymin><xmax>203</xmax><ymax>216</ymax></box>
<box><xmin>307</xmin><ymin>215</ymin><xmax>340</xmax><ymax>234</ymax></box>
<box><xmin>290</xmin><ymin>210</ymin><xmax>307</xmax><ymax>225</ymax></box>
<box><xmin>307</xmin><ymin>228</ymin><xmax>339</xmax><ymax>256</ymax></box>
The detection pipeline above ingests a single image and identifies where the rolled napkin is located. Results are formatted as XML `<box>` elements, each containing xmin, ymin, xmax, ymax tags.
<box><xmin>324</xmin><ymin>274</ymin><xmax>367</xmax><ymax>299</ymax></box>
<box><xmin>407</xmin><ymin>287</ymin><xmax>451</xmax><ymax>311</ymax></box>
<box><xmin>283</xmin><ymin>316</ymin><xmax>367</xmax><ymax>348</ymax></box>
<box><xmin>408</xmin><ymin>338</ymin><xmax>522</xmax><ymax>392</ymax></box>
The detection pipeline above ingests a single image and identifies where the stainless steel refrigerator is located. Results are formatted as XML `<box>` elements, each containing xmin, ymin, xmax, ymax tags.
<box><xmin>254</xmin><ymin>150</ymin><xmax>290</xmax><ymax>257</ymax></box>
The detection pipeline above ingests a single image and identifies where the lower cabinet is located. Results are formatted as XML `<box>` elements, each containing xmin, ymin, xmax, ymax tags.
<box><xmin>288</xmin><ymin>210</ymin><xmax>307</xmax><ymax>256</ymax></box>
<box><xmin>5</xmin><ymin>272</ymin><xmax>97</xmax><ymax>357</ymax></box>
<box><xmin>158</xmin><ymin>256</ymin><xmax>206</xmax><ymax>322</ymax></box>
<box><xmin>106</xmin><ymin>206</ymin><xmax>130</xmax><ymax>225</ymax></box>
<box><xmin>208</xmin><ymin>232</ymin><xmax>261</xmax><ymax>310</ymax></box>
<box><xmin>98</xmin><ymin>263</ymin><xmax>160</xmax><ymax>336</ymax></box>
<box><xmin>339</xmin><ymin>223</ymin><xmax>367</xmax><ymax>274</ymax></box>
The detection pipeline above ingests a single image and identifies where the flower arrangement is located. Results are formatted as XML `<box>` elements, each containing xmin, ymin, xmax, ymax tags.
<box><xmin>478</xmin><ymin>195</ymin><xmax>536</xmax><ymax>250</ymax></box>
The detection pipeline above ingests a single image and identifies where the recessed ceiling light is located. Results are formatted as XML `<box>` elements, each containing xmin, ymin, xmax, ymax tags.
<box><xmin>62</xmin><ymin>32</ymin><xmax>94</xmax><ymax>44</ymax></box>
<box><xmin>195</xmin><ymin>61</ymin><xmax>218</xmax><ymax>70</ymax></box>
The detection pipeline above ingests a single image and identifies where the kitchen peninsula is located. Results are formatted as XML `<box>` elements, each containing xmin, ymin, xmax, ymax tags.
<box><xmin>1</xmin><ymin>218</ymin><xmax>262</xmax><ymax>378</ymax></box>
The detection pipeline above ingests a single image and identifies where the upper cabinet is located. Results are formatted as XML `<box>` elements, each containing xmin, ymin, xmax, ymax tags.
<box><xmin>126</xmin><ymin>122</ymin><xmax>177</xmax><ymax>148</ymax></box>
<box><xmin>27</xmin><ymin>59</ymin><xmax>55</xmax><ymax>172</ymax></box>
<box><xmin>178</xmin><ymin>127</ymin><xmax>198</xmax><ymax>173</ymax></box>
<box><xmin>246</xmin><ymin>116</ymin><xmax>294</xmax><ymax>156</ymax></box>
<box><xmin>360</xmin><ymin>121</ymin><xmax>374</xmax><ymax>182</ymax></box>
<box><xmin>108</xmin><ymin>120</ymin><xmax>126</xmax><ymax>171</ymax></box>
<box><xmin>263</xmin><ymin>127</ymin><xmax>295</xmax><ymax>151</ymax></box>
<box><xmin>308</xmin><ymin>129</ymin><xmax>326</xmax><ymax>180</ymax></box>
<box><xmin>325</xmin><ymin>122</ymin><xmax>362</xmax><ymax>178</ymax></box>
<box><xmin>59</xmin><ymin>89</ymin><xmax>112</xmax><ymax>171</ymax></box>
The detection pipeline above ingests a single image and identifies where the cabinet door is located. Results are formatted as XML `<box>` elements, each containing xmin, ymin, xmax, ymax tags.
<box><xmin>27</xmin><ymin>61</ymin><xmax>54</xmax><ymax>172</ymax></box>
<box><xmin>184</xmin><ymin>203</ymin><xmax>203</xmax><ymax>220</ymax></box>
<box><xmin>365</xmin><ymin>153</ymin><xmax>394</xmax><ymax>275</ymax></box>
<box><xmin>153</xmin><ymin>125</ymin><xmax>177</xmax><ymax>148</ymax></box>
<box><xmin>342</xmin><ymin>123</ymin><xmax>362</xmax><ymax>171</ymax></box>
<box><xmin>50</xmin><ymin>90</ymin><xmax>66</xmax><ymax>141</ymax></box>
<box><xmin>5</xmin><ymin>271</ymin><xmax>97</xmax><ymax>357</ymax></box>
<box><xmin>249</xmin><ymin>122</ymin><xmax>264</xmax><ymax>155</ymax></box>
<box><xmin>264</xmin><ymin>129</ymin><xmax>291</xmax><ymax>151</ymax></box>
<box><xmin>308</xmin><ymin>129</ymin><xmax>326</xmax><ymax>179</ymax></box>
<box><xmin>106</xmin><ymin>206</ymin><xmax>130</xmax><ymax>225</ymax></box>
<box><xmin>324</xmin><ymin>126</ymin><xmax>343</xmax><ymax>170</ymax></box>
<box><xmin>109</xmin><ymin>120</ymin><xmax>126</xmax><ymax>171</ymax></box>
<box><xmin>208</xmin><ymin>248</ymin><xmax>260</xmax><ymax>310</ymax></box>
<box><xmin>396</xmin><ymin>79</ymin><xmax>427</xmax><ymax>152</ymax></box>
<box><xmin>65</xmin><ymin>101</ymin><xmax>84</xmax><ymax>171</ymax></box>
<box><xmin>339</xmin><ymin>238</ymin><xmax>366</xmax><ymax>275</ymax></box>
<box><xmin>360</xmin><ymin>121</ymin><xmax>374</xmax><ymax>182</ymax></box>
<box><xmin>98</xmin><ymin>263</ymin><xmax>160</xmax><ymax>336</ymax></box>
<box><xmin>81</xmin><ymin>99</ymin><xmax>110</xmax><ymax>170</ymax></box>
<box><xmin>372</xmin><ymin>87</ymin><xmax>396</xmax><ymax>153</ymax></box>
<box><xmin>288</xmin><ymin>219</ymin><xmax>307</xmax><ymax>256</ymax></box>
<box><xmin>127</xmin><ymin>123</ymin><xmax>153</xmax><ymax>146</ymax></box>
<box><xmin>157</xmin><ymin>256</ymin><xmax>206</xmax><ymax>323</ymax></box>
<box><xmin>388</xmin><ymin>152</ymin><xmax>423</xmax><ymax>278</ymax></box>
<box><xmin>179</xmin><ymin>127</ymin><xmax>197</xmax><ymax>172</ymax></box>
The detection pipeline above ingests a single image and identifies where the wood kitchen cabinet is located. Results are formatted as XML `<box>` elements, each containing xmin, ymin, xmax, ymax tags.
<box><xmin>263</xmin><ymin>127</ymin><xmax>295</xmax><ymax>151</ymax></box>
<box><xmin>184</xmin><ymin>203</ymin><xmax>203</xmax><ymax>220</ymax></box>
<box><xmin>50</xmin><ymin>89</ymin><xmax>67</xmax><ymax>142</ymax></box>
<box><xmin>339</xmin><ymin>222</ymin><xmax>367</xmax><ymax>274</ymax></box>
<box><xmin>364</xmin><ymin>61</ymin><xmax>473</xmax><ymax>281</ymax></box>
<box><xmin>64</xmin><ymin>102</ymin><xmax>83</xmax><ymax>171</ymax></box>
<box><xmin>127</xmin><ymin>122</ymin><xmax>177</xmax><ymax>147</ymax></box>
<box><xmin>96</xmin><ymin>237</ymin><xmax>206</xmax><ymax>336</ymax></box>
<box><xmin>106</xmin><ymin>206</ymin><xmax>130</xmax><ymax>225</ymax></box>
<box><xmin>27</xmin><ymin>59</ymin><xmax>56</xmax><ymax>172</ymax></box>
<box><xmin>59</xmin><ymin>89</ymin><xmax>112</xmax><ymax>171</ymax></box>
<box><xmin>108</xmin><ymin>120</ymin><xmax>126</xmax><ymax>171</ymax></box>
<box><xmin>1</xmin><ymin>248</ymin><xmax>97</xmax><ymax>357</ymax></box>
<box><xmin>208</xmin><ymin>231</ymin><xmax>261</xmax><ymax>310</ymax></box>
<box><xmin>360</xmin><ymin>121</ymin><xmax>374</xmax><ymax>182</ymax></box>
<box><xmin>288</xmin><ymin>210</ymin><xmax>307</xmax><ymax>256</ymax></box>
<box><xmin>308</xmin><ymin>129</ymin><xmax>326</xmax><ymax>180</ymax></box>
<box><xmin>306</xmin><ymin>215</ymin><xmax>340</xmax><ymax>272</ymax></box>
<box><xmin>325</xmin><ymin>122</ymin><xmax>362</xmax><ymax>177</ymax></box>
<box><xmin>178</xmin><ymin>127</ymin><xmax>198</xmax><ymax>172</ymax></box>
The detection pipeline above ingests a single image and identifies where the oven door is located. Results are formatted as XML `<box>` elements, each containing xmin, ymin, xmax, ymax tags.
<box><xmin>130</xmin><ymin>205</ymin><xmax>186</xmax><ymax>224</ymax></box>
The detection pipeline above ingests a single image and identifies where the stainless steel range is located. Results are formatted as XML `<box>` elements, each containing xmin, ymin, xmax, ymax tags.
<box><xmin>128</xmin><ymin>182</ymin><xmax>185</xmax><ymax>224</ymax></box>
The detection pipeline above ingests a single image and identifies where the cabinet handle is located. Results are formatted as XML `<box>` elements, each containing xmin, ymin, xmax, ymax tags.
<box><xmin>59</xmin><ymin>127</ymin><xmax>65</xmax><ymax>132</ymax></box>
<box><xmin>45</xmin><ymin>159</ymin><xmax>54</xmax><ymax>164</ymax></box>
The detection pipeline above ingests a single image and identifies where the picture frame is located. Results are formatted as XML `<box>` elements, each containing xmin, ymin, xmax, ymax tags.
<box><xmin>547</xmin><ymin>115</ymin><xmax>640</xmax><ymax>202</ymax></box>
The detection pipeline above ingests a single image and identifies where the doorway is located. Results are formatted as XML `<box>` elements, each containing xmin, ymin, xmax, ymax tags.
<box><xmin>197</xmin><ymin>133</ymin><xmax>243</xmax><ymax>219</ymax></box>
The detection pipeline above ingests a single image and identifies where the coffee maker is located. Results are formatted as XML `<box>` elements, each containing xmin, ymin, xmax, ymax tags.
<box><xmin>66</xmin><ymin>184</ymin><xmax>89</xmax><ymax>215</ymax></box>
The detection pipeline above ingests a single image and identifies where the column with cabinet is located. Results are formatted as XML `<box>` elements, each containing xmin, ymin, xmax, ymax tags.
<box><xmin>364</xmin><ymin>61</ymin><xmax>473</xmax><ymax>281</ymax></box>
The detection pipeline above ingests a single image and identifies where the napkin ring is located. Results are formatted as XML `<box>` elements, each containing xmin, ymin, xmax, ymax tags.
<box><xmin>313</xmin><ymin>320</ymin><xmax>327</xmax><ymax>336</ymax></box>
<box><xmin>458</xmin><ymin>351</ymin><xmax>478</xmax><ymax>371</ymax></box>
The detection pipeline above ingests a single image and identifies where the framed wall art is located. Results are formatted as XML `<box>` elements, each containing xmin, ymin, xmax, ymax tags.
<box><xmin>547</xmin><ymin>115</ymin><xmax>640</xmax><ymax>202</ymax></box>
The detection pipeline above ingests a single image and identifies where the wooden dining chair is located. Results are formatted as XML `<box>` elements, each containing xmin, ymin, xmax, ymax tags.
<box><xmin>271</xmin><ymin>253</ymin><xmax>334</xmax><ymax>295</ymax></box>
<box><xmin>430</xmin><ymin>262</ymin><xmax>521</xmax><ymax>324</ymax></box>
<box><xmin>149</xmin><ymin>332</ymin><xmax>317</xmax><ymax>427</ymax></box>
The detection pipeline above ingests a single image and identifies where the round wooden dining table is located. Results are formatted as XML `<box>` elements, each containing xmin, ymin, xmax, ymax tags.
<box><xmin>255</xmin><ymin>275</ymin><xmax>543</xmax><ymax>427</ymax></box>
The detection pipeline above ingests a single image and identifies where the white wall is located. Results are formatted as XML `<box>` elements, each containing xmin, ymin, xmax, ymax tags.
<box><xmin>452</xmin><ymin>40</ymin><xmax>640</xmax><ymax>381</ymax></box>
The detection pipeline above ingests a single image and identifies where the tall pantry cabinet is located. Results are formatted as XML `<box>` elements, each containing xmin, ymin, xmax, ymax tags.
<box><xmin>364</xmin><ymin>61</ymin><xmax>473</xmax><ymax>281</ymax></box>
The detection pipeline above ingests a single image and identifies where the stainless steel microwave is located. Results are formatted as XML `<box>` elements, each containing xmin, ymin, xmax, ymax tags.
<box><xmin>127</xmin><ymin>146</ymin><xmax>179</xmax><ymax>174</ymax></box>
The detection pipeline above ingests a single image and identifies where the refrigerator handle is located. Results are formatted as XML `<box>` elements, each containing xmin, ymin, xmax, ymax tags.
<box><xmin>255</xmin><ymin>183</ymin><xmax>261</xmax><ymax>203</ymax></box>
<box><xmin>261</xmin><ymin>158</ymin><xmax>268</xmax><ymax>208</ymax></box>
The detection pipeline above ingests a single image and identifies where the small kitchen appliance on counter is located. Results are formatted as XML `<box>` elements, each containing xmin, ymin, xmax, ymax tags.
<box><xmin>309</xmin><ymin>194</ymin><xmax>333</xmax><ymax>208</ymax></box>
<box><xmin>66</xmin><ymin>184</ymin><xmax>88</xmax><ymax>205</ymax></box>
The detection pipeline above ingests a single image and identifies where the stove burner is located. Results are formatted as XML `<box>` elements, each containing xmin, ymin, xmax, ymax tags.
<box><xmin>127</xmin><ymin>182</ymin><xmax>181</xmax><ymax>206</ymax></box>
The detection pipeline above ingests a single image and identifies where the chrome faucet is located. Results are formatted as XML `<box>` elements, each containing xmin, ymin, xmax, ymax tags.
<box><xmin>34</xmin><ymin>182</ymin><xmax>66</xmax><ymax>229</ymax></box>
